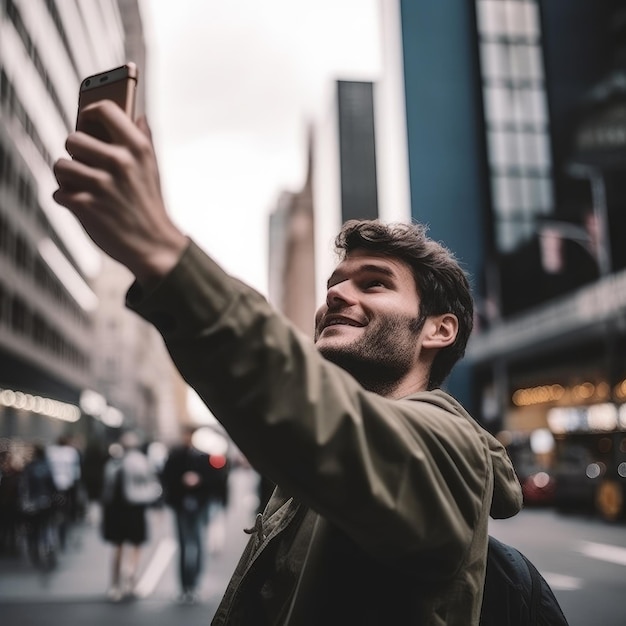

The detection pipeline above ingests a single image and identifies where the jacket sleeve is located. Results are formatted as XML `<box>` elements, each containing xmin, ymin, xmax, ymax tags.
<box><xmin>127</xmin><ymin>240</ymin><xmax>503</xmax><ymax>575</ymax></box>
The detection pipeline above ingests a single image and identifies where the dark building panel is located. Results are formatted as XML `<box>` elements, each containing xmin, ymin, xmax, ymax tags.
<box><xmin>540</xmin><ymin>0</ymin><xmax>624</xmax><ymax>215</ymax></box>
<box><xmin>399</xmin><ymin>0</ymin><xmax>488</xmax><ymax>275</ymax></box>
<box><xmin>494</xmin><ymin>0</ymin><xmax>626</xmax><ymax>316</ymax></box>
<box><xmin>337</xmin><ymin>81</ymin><xmax>379</xmax><ymax>222</ymax></box>
<box><xmin>0</xmin><ymin>348</ymin><xmax>81</xmax><ymax>405</ymax></box>
<box><xmin>399</xmin><ymin>1</ymin><xmax>489</xmax><ymax>408</ymax></box>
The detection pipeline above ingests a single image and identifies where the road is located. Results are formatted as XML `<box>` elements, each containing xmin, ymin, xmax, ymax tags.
<box><xmin>1</xmin><ymin>470</ymin><xmax>625</xmax><ymax>625</ymax></box>
<box><xmin>490</xmin><ymin>507</ymin><xmax>626</xmax><ymax>626</ymax></box>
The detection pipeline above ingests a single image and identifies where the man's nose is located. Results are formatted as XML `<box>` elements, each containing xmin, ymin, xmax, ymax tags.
<box><xmin>326</xmin><ymin>280</ymin><xmax>356</xmax><ymax>308</ymax></box>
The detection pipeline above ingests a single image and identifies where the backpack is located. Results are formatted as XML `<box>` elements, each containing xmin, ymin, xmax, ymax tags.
<box><xmin>19</xmin><ymin>459</ymin><xmax>58</xmax><ymax>515</ymax></box>
<box><xmin>480</xmin><ymin>535</ymin><xmax>569</xmax><ymax>625</ymax></box>
<box><xmin>121</xmin><ymin>449</ymin><xmax>162</xmax><ymax>505</ymax></box>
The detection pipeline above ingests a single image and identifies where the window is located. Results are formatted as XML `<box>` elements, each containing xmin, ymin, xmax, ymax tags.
<box><xmin>476</xmin><ymin>0</ymin><xmax>554</xmax><ymax>253</ymax></box>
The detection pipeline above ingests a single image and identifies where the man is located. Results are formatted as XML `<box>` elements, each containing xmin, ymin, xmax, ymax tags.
<box><xmin>46</xmin><ymin>434</ymin><xmax>82</xmax><ymax>548</ymax></box>
<box><xmin>161</xmin><ymin>425</ymin><xmax>229</xmax><ymax>603</ymax></box>
<box><xmin>19</xmin><ymin>442</ymin><xmax>60</xmax><ymax>568</ymax></box>
<box><xmin>53</xmin><ymin>101</ymin><xmax>522</xmax><ymax>624</ymax></box>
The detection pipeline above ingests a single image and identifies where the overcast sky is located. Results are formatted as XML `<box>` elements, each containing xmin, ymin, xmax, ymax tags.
<box><xmin>140</xmin><ymin>0</ymin><xmax>381</xmax><ymax>296</ymax></box>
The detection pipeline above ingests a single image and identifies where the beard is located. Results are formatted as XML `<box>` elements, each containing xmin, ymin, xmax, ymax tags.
<box><xmin>316</xmin><ymin>312</ymin><xmax>425</xmax><ymax>396</ymax></box>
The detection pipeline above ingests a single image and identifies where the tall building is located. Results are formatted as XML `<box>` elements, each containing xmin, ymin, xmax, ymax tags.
<box><xmin>337</xmin><ymin>80</ymin><xmax>379</xmax><ymax>223</ymax></box>
<box><xmin>394</xmin><ymin>1</ymin><xmax>626</xmax><ymax>518</ymax></box>
<box><xmin>311</xmin><ymin>67</ymin><xmax>411</xmax><ymax>305</ymax></box>
<box><xmin>0</xmin><ymin>0</ymin><xmax>184</xmax><ymax>449</ymax></box>
<box><xmin>268</xmin><ymin>130</ymin><xmax>317</xmax><ymax>337</ymax></box>
<box><xmin>268</xmin><ymin>0</ymin><xmax>626</xmax><ymax>518</ymax></box>
<box><xmin>393</xmin><ymin>1</ymin><xmax>624</xmax><ymax>415</ymax></box>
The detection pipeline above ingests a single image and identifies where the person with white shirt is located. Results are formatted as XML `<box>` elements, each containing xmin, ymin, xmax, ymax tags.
<box><xmin>46</xmin><ymin>434</ymin><xmax>82</xmax><ymax>548</ymax></box>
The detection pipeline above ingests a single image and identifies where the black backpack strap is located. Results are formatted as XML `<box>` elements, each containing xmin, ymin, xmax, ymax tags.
<box><xmin>520</xmin><ymin>552</ymin><xmax>541</xmax><ymax>624</ymax></box>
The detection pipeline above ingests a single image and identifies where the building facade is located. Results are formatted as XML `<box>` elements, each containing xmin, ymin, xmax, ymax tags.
<box><xmin>0</xmin><ymin>0</ymin><xmax>184</xmax><ymax>453</ymax></box>
<box><xmin>268</xmin><ymin>131</ymin><xmax>317</xmax><ymax>337</ymax></box>
<box><xmin>397</xmin><ymin>0</ymin><xmax>626</xmax><ymax>518</ymax></box>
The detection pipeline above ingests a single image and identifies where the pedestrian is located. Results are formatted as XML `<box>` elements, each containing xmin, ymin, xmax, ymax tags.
<box><xmin>18</xmin><ymin>442</ymin><xmax>60</xmax><ymax>568</ymax></box>
<box><xmin>53</xmin><ymin>100</ymin><xmax>523</xmax><ymax>624</ymax></box>
<box><xmin>0</xmin><ymin>445</ymin><xmax>22</xmax><ymax>556</ymax></box>
<box><xmin>100</xmin><ymin>431</ymin><xmax>161</xmax><ymax>602</ymax></box>
<box><xmin>161</xmin><ymin>425</ymin><xmax>230</xmax><ymax>604</ymax></box>
<box><xmin>46</xmin><ymin>434</ymin><xmax>82</xmax><ymax>549</ymax></box>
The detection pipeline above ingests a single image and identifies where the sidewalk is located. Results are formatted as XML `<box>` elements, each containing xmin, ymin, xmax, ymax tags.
<box><xmin>0</xmin><ymin>503</ymin><xmax>122</xmax><ymax>602</ymax></box>
<box><xmin>0</xmin><ymin>468</ymin><xmax>259</xmax><ymax>604</ymax></box>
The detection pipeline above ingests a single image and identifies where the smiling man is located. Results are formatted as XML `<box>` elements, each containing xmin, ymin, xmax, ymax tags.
<box><xmin>53</xmin><ymin>100</ymin><xmax>522</xmax><ymax>625</ymax></box>
<box><xmin>314</xmin><ymin>224</ymin><xmax>466</xmax><ymax>399</ymax></box>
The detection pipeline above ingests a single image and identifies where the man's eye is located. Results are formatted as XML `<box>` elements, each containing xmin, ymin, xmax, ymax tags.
<box><xmin>364</xmin><ymin>280</ymin><xmax>385</xmax><ymax>289</ymax></box>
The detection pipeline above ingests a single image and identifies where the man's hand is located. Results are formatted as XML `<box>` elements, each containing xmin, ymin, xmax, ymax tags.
<box><xmin>53</xmin><ymin>100</ymin><xmax>188</xmax><ymax>285</ymax></box>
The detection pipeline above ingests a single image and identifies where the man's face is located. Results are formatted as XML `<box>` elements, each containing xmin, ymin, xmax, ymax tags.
<box><xmin>314</xmin><ymin>249</ymin><xmax>425</xmax><ymax>393</ymax></box>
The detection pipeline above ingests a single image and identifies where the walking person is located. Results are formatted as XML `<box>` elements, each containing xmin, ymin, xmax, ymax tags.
<box><xmin>0</xmin><ymin>446</ymin><xmax>23</xmax><ymax>556</ymax></box>
<box><xmin>53</xmin><ymin>100</ymin><xmax>523</xmax><ymax>624</ymax></box>
<box><xmin>18</xmin><ymin>442</ymin><xmax>60</xmax><ymax>569</ymax></box>
<box><xmin>46</xmin><ymin>434</ymin><xmax>82</xmax><ymax>549</ymax></box>
<box><xmin>100</xmin><ymin>431</ymin><xmax>161</xmax><ymax>602</ymax></box>
<box><xmin>161</xmin><ymin>425</ymin><xmax>229</xmax><ymax>604</ymax></box>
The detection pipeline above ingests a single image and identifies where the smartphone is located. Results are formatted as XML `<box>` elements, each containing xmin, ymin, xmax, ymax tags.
<box><xmin>76</xmin><ymin>62</ymin><xmax>138</xmax><ymax>141</ymax></box>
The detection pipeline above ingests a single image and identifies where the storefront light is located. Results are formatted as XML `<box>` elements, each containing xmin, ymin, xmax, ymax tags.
<box><xmin>0</xmin><ymin>387</ymin><xmax>80</xmax><ymax>423</ymax></box>
<box><xmin>512</xmin><ymin>383</ymin><xmax>565</xmax><ymax>406</ymax></box>
<box><xmin>101</xmin><ymin>407</ymin><xmax>124</xmax><ymax>428</ymax></box>
<box><xmin>572</xmin><ymin>382</ymin><xmax>596</xmax><ymax>401</ymax></box>
<box><xmin>547</xmin><ymin>407</ymin><xmax>579</xmax><ymax>434</ymax></box>
<box><xmin>587</xmin><ymin>403</ymin><xmax>618</xmax><ymax>431</ymax></box>
<box><xmin>615</xmin><ymin>379</ymin><xmax>626</xmax><ymax>401</ymax></box>
<box><xmin>586</xmin><ymin>462</ymin><xmax>603</xmax><ymax>479</ymax></box>
<box><xmin>79</xmin><ymin>389</ymin><xmax>107</xmax><ymax>417</ymax></box>
<box><xmin>512</xmin><ymin>380</ymin><xmax>613</xmax><ymax>407</ymax></box>
<box><xmin>530</xmin><ymin>428</ymin><xmax>555</xmax><ymax>454</ymax></box>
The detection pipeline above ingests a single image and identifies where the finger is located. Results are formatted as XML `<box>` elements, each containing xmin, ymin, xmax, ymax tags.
<box><xmin>76</xmin><ymin>100</ymin><xmax>142</xmax><ymax>147</ymax></box>
<box><xmin>53</xmin><ymin>155</ymin><xmax>108</xmax><ymax>197</ymax></box>
<box><xmin>52</xmin><ymin>187</ymin><xmax>93</xmax><ymax>214</ymax></box>
<box><xmin>53</xmin><ymin>157</ymin><xmax>74</xmax><ymax>182</ymax></box>
<box><xmin>66</xmin><ymin>130</ymin><xmax>122</xmax><ymax>169</ymax></box>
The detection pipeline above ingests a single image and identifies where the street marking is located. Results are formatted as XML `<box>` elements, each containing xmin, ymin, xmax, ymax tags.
<box><xmin>134</xmin><ymin>537</ymin><xmax>177</xmax><ymax>598</ymax></box>
<box><xmin>578</xmin><ymin>541</ymin><xmax>626</xmax><ymax>567</ymax></box>
<box><xmin>543</xmin><ymin>573</ymin><xmax>583</xmax><ymax>591</ymax></box>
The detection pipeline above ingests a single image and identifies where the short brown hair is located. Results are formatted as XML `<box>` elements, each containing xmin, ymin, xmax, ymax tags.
<box><xmin>334</xmin><ymin>220</ymin><xmax>474</xmax><ymax>389</ymax></box>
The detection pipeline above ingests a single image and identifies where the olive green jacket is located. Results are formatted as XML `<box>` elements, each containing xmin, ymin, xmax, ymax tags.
<box><xmin>128</xmin><ymin>241</ymin><xmax>523</xmax><ymax>625</ymax></box>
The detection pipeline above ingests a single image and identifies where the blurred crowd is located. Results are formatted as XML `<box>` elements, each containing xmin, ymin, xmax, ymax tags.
<box><xmin>0</xmin><ymin>434</ymin><xmax>86</xmax><ymax>569</ymax></box>
<box><xmin>0</xmin><ymin>427</ymin><xmax>234</xmax><ymax>603</ymax></box>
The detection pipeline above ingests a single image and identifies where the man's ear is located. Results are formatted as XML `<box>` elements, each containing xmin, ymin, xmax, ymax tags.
<box><xmin>421</xmin><ymin>314</ymin><xmax>458</xmax><ymax>349</ymax></box>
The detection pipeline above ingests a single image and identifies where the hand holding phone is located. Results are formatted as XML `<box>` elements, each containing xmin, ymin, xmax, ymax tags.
<box><xmin>76</xmin><ymin>62</ymin><xmax>138</xmax><ymax>142</ymax></box>
<box><xmin>55</xmin><ymin>60</ymin><xmax>188</xmax><ymax>286</ymax></box>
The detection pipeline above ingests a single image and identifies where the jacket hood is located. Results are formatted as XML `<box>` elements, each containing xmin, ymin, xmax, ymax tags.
<box><xmin>483</xmin><ymin>428</ymin><xmax>523</xmax><ymax>519</ymax></box>
<box><xmin>416</xmin><ymin>390</ymin><xmax>523</xmax><ymax>520</ymax></box>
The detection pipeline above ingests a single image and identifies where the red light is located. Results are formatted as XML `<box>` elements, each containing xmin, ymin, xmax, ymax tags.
<box><xmin>532</xmin><ymin>472</ymin><xmax>551</xmax><ymax>489</ymax></box>
<box><xmin>209</xmin><ymin>454</ymin><xmax>227</xmax><ymax>469</ymax></box>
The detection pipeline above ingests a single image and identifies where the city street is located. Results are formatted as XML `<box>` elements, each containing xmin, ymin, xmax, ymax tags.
<box><xmin>1</xmin><ymin>468</ymin><xmax>626</xmax><ymax>626</ymax></box>
<box><xmin>0</xmin><ymin>467</ymin><xmax>259</xmax><ymax>626</ymax></box>
<box><xmin>490</xmin><ymin>507</ymin><xmax>626</xmax><ymax>626</ymax></box>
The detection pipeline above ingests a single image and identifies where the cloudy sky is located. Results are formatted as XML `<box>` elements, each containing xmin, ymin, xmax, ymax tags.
<box><xmin>140</xmin><ymin>0</ymin><xmax>381</xmax><ymax>296</ymax></box>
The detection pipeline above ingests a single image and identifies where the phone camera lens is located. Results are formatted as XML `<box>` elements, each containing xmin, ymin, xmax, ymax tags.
<box><xmin>85</xmin><ymin>79</ymin><xmax>91</xmax><ymax>87</ymax></box>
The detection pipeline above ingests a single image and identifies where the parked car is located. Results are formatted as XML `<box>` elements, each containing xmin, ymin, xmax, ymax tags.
<box><xmin>521</xmin><ymin>470</ymin><xmax>556</xmax><ymax>507</ymax></box>
<box><xmin>552</xmin><ymin>442</ymin><xmax>597</xmax><ymax>513</ymax></box>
